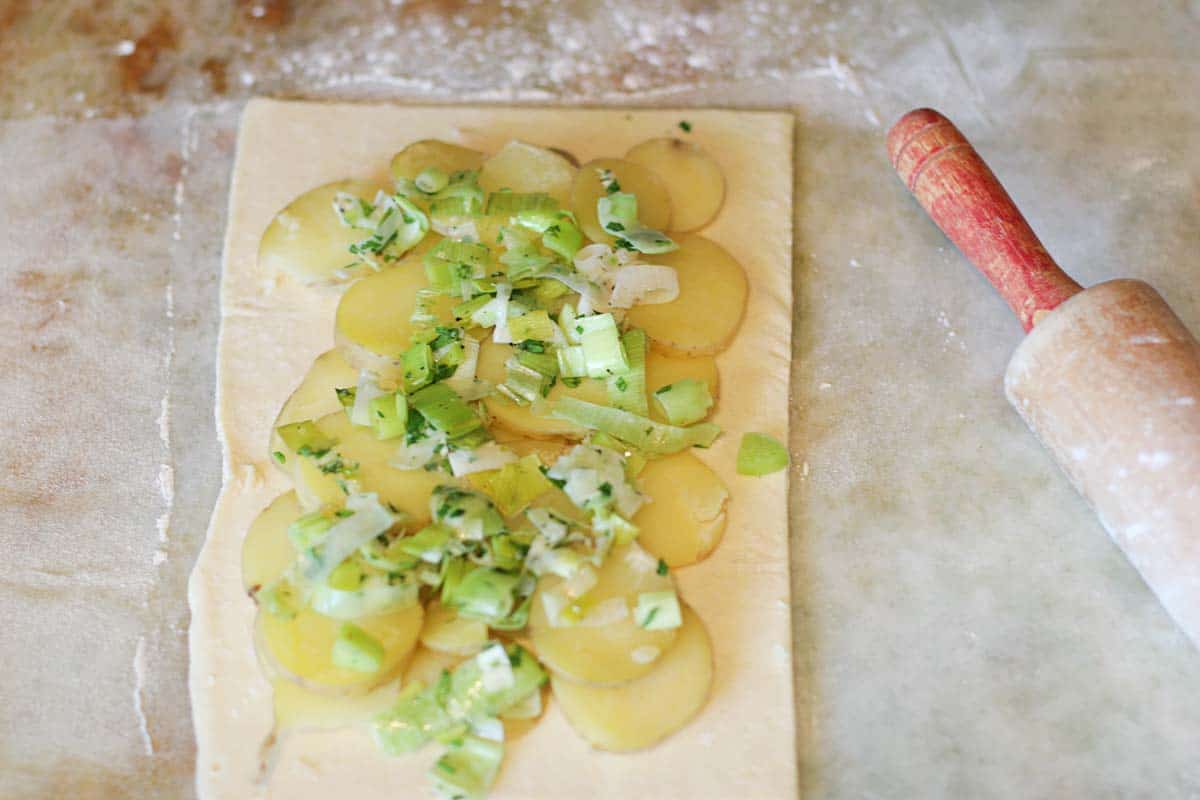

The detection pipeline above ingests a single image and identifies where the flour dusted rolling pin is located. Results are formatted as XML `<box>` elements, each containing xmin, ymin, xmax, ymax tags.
<box><xmin>888</xmin><ymin>108</ymin><xmax>1200</xmax><ymax>647</ymax></box>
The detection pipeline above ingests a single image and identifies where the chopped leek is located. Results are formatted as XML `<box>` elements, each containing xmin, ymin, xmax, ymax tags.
<box><xmin>576</xmin><ymin>313</ymin><xmax>629</xmax><ymax>378</ymax></box>
<box><xmin>608</xmin><ymin>264</ymin><xmax>680</xmax><ymax>308</ymax></box>
<box><xmin>258</xmin><ymin>581</ymin><xmax>299</xmax><ymax>620</ymax></box>
<box><xmin>287</xmin><ymin>511</ymin><xmax>334</xmax><ymax>550</ymax></box>
<box><xmin>497</xmin><ymin>225</ymin><xmax>554</xmax><ymax>283</ymax></box>
<box><xmin>331</xmin><ymin>622</ymin><xmax>385</xmax><ymax>673</ymax></box>
<box><xmin>350</xmin><ymin>371</ymin><xmax>387</xmax><ymax>427</ymax></box>
<box><xmin>551</xmin><ymin>397</ymin><xmax>721</xmax><ymax>455</ymax></box>
<box><xmin>312</xmin><ymin>569</ymin><xmax>419</xmax><ymax>620</ymax></box>
<box><xmin>507</xmin><ymin>310</ymin><xmax>557</xmax><ymax>343</ymax></box>
<box><xmin>443</xmin><ymin>567</ymin><xmax>521</xmax><ymax>623</ymax></box>
<box><xmin>487</xmin><ymin>192</ymin><xmax>559</xmax><ymax>231</ymax></box>
<box><xmin>546</xmin><ymin>444</ymin><xmax>645</xmax><ymax>518</ymax></box>
<box><xmin>475</xmin><ymin>643</ymin><xmax>515</xmax><ymax>692</ymax></box>
<box><xmin>296</xmin><ymin>493</ymin><xmax>397</xmax><ymax>589</ymax></box>
<box><xmin>448</xmin><ymin>441</ymin><xmax>518</xmax><ymax>477</ymax></box>
<box><xmin>542</xmin><ymin>215</ymin><xmax>584</xmax><ymax>262</ymax></box>
<box><xmin>275</xmin><ymin>420</ymin><xmax>335</xmax><ymax>458</ymax></box>
<box><xmin>652</xmin><ymin>378</ymin><xmax>713</xmax><ymax>426</ymax></box>
<box><xmin>410</xmin><ymin>383</ymin><xmax>483</xmax><ymax>440</ymax></box>
<box><xmin>466</xmin><ymin>455</ymin><xmax>553</xmax><ymax>516</ymax></box>
<box><xmin>607</xmin><ymin>329</ymin><xmax>648</xmax><ymax>415</ymax></box>
<box><xmin>425</xmin><ymin>240</ymin><xmax>492</xmax><ymax>296</ymax></box>
<box><xmin>333</xmin><ymin>192</ymin><xmax>375</xmax><ymax>229</ymax></box>
<box><xmin>429</xmin><ymin>735</ymin><xmax>504</xmax><ymax>800</ymax></box>
<box><xmin>415</xmin><ymin>167</ymin><xmax>449</xmax><ymax>194</ymax></box>
<box><xmin>397</xmin><ymin>523</ymin><xmax>453</xmax><ymax>564</ymax></box>
<box><xmin>736</xmin><ymin>432</ymin><xmax>789</xmax><ymax>476</ymax></box>
<box><xmin>597</xmin><ymin>191</ymin><xmax>677</xmax><ymax>255</ymax></box>
<box><xmin>349</xmin><ymin>194</ymin><xmax>430</xmax><ymax>261</ymax></box>
<box><xmin>634</xmin><ymin>590</ymin><xmax>683</xmax><ymax>630</ymax></box>
<box><xmin>525</xmin><ymin>507</ymin><xmax>569</xmax><ymax>545</ymax></box>
<box><xmin>402</xmin><ymin>343</ymin><xmax>435</xmax><ymax>393</ymax></box>
<box><xmin>431</xmin><ymin>486</ymin><xmax>505</xmax><ymax>541</ymax></box>
<box><xmin>497</xmin><ymin>357</ymin><xmax>547</xmax><ymax>406</ymax></box>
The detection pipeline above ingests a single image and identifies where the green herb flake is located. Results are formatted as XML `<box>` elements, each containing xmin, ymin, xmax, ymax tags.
<box><xmin>679</xmin><ymin>120</ymin><xmax>693</xmax><ymax>133</ymax></box>
<box><xmin>271</xmin><ymin>451</ymin><xmax>286</xmax><ymax>465</ymax></box>
<box><xmin>657</xmin><ymin>559</ymin><xmax>668</xmax><ymax>576</ymax></box>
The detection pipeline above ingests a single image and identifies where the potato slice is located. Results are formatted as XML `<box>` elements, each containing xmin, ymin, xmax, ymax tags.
<box><xmin>241</xmin><ymin>491</ymin><xmax>303</xmax><ymax>594</ymax></box>
<box><xmin>643</xmin><ymin>351</ymin><xmax>719</xmax><ymax>424</ymax></box>
<box><xmin>390</xmin><ymin>140</ymin><xmax>485</xmax><ymax>183</ymax></box>
<box><xmin>256</xmin><ymin>603</ymin><xmax>423</xmax><ymax>693</ymax></box>
<box><xmin>624</xmin><ymin>235</ymin><xmax>748</xmax><ymax>356</ymax></box>
<box><xmin>569</xmin><ymin>158</ymin><xmax>672</xmax><ymax>244</ymax></box>
<box><xmin>633</xmin><ymin>453</ymin><xmax>729</xmax><ymax>567</ymax></box>
<box><xmin>625</xmin><ymin>138</ymin><xmax>725</xmax><ymax>232</ymax></box>
<box><xmin>552</xmin><ymin>605</ymin><xmax>712</xmax><ymax>751</ymax></box>
<box><xmin>528</xmin><ymin>543</ymin><xmax>678</xmax><ymax>685</ymax></box>
<box><xmin>419</xmin><ymin>600</ymin><xmax>489</xmax><ymax>656</ymax></box>
<box><xmin>269</xmin><ymin>349</ymin><xmax>360</xmax><ymax>469</ymax></box>
<box><xmin>479</xmin><ymin>141</ymin><xmax>577</xmax><ymax>206</ymax></box>
<box><xmin>258</xmin><ymin>179</ymin><xmax>386</xmax><ymax>286</ymax></box>
<box><xmin>476</xmin><ymin>339</ymin><xmax>608</xmax><ymax>439</ymax></box>
<box><xmin>334</xmin><ymin>261</ymin><xmax>456</xmax><ymax>380</ymax></box>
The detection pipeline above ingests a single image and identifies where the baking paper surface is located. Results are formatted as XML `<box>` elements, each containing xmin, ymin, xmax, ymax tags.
<box><xmin>188</xmin><ymin>99</ymin><xmax>796</xmax><ymax>799</ymax></box>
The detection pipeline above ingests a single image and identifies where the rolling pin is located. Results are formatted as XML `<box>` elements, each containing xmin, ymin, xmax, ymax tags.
<box><xmin>887</xmin><ymin>108</ymin><xmax>1200</xmax><ymax>647</ymax></box>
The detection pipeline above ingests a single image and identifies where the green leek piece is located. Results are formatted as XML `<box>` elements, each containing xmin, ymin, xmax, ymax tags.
<box><xmin>453</xmin><ymin>294</ymin><xmax>493</xmax><ymax>325</ymax></box>
<box><xmin>415</xmin><ymin>167</ymin><xmax>449</xmax><ymax>194</ymax></box>
<box><xmin>333</xmin><ymin>192</ymin><xmax>375</xmax><ymax>229</ymax></box>
<box><xmin>276</xmin><ymin>420</ymin><xmax>336</xmax><ymax>458</ymax></box>
<box><xmin>498</xmin><ymin>358</ymin><xmax>546</xmax><ymax>406</ymax></box>
<box><xmin>507</xmin><ymin>310</ymin><xmax>557</xmax><ymax>343</ymax></box>
<box><xmin>577</xmin><ymin>313</ymin><xmax>629</xmax><ymax>378</ymax></box>
<box><xmin>451</xmin><ymin>428</ymin><xmax>492</xmax><ymax>450</ymax></box>
<box><xmin>542</xmin><ymin>215</ymin><xmax>584</xmax><ymax>262</ymax></box>
<box><xmin>593</xmin><ymin>509</ymin><xmax>640</xmax><ymax>546</ymax></box>
<box><xmin>556</xmin><ymin>345</ymin><xmax>588</xmax><ymax>378</ymax></box>
<box><xmin>360</xmin><ymin>535</ymin><xmax>420</xmax><ymax>572</ymax></box>
<box><xmin>335</xmin><ymin>386</ymin><xmax>356</xmax><ymax>412</ymax></box>
<box><xmin>597</xmin><ymin>191</ymin><xmax>677</xmax><ymax>255</ymax></box>
<box><xmin>287</xmin><ymin>511</ymin><xmax>334</xmax><ymax>550</ymax></box>
<box><xmin>487</xmin><ymin>192</ymin><xmax>559</xmax><ymax>231</ymax></box>
<box><xmin>517</xmin><ymin>353</ymin><xmax>558</xmax><ymax>384</ymax></box>
<box><xmin>410</xmin><ymin>288</ymin><xmax>445</xmax><ymax>339</ymax></box>
<box><xmin>350</xmin><ymin>196</ymin><xmax>429</xmax><ymax>259</ymax></box>
<box><xmin>373</xmin><ymin>643</ymin><xmax>545</xmax><ymax>755</ymax></box>
<box><xmin>736</xmin><ymin>432</ymin><xmax>789</xmax><ymax>476</ymax></box>
<box><xmin>558</xmin><ymin>303</ymin><xmax>582</xmax><ymax>344</ymax></box>
<box><xmin>332</xmin><ymin>622</ymin><xmax>385</xmax><ymax>673</ymax></box>
<box><xmin>370</xmin><ymin>392</ymin><xmax>409</xmax><ymax>440</ymax></box>
<box><xmin>429</xmin><ymin>735</ymin><xmax>504</xmax><ymax>800</ymax></box>
<box><xmin>607</xmin><ymin>329</ymin><xmax>648</xmax><ymax>415</ymax></box>
<box><xmin>652</xmin><ymin>378</ymin><xmax>713</xmax><ymax>426</ymax></box>
<box><xmin>429</xmin><ymin>173</ymin><xmax>485</xmax><ymax>223</ymax></box>
<box><xmin>551</xmin><ymin>396</ymin><xmax>720</xmax><ymax>455</ymax></box>
<box><xmin>488</xmin><ymin>535</ymin><xmax>524</xmax><ymax>572</ymax></box>
<box><xmin>634</xmin><ymin>590</ymin><xmax>683</xmax><ymax>630</ymax></box>
<box><xmin>436</xmin><ymin>341</ymin><xmax>466</xmax><ymax>368</ymax></box>
<box><xmin>444</xmin><ymin>568</ymin><xmax>521</xmax><ymax>623</ymax></box>
<box><xmin>440</xmin><ymin>557</ymin><xmax>468</xmax><ymax>606</ymax></box>
<box><xmin>431</xmin><ymin>486</ymin><xmax>505</xmax><ymax>540</ymax></box>
<box><xmin>466</xmin><ymin>454</ymin><xmax>553</xmax><ymax>516</ymax></box>
<box><xmin>327</xmin><ymin>558</ymin><xmax>365</xmax><ymax>591</ymax></box>
<box><xmin>489</xmin><ymin>593</ymin><xmax>532</xmax><ymax>632</ymax></box>
<box><xmin>532</xmin><ymin>278</ymin><xmax>570</xmax><ymax>307</ymax></box>
<box><xmin>424</xmin><ymin>240</ymin><xmax>492</xmax><ymax>295</ymax></box>
<box><xmin>402</xmin><ymin>343</ymin><xmax>435</xmax><ymax>393</ymax></box>
<box><xmin>498</xmin><ymin>225</ymin><xmax>554</xmax><ymax>283</ymax></box>
<box><xmin>597</xmin><ymin>192</ymin><xmax>639</xmax><ymax>234</ymax></box>
<box><xmin>258</xmin><ymin>581</ymin><xmax>299</xmax><ymax>620</ymax></box>
<box><xmin>410</xmin><ymin>384</ymin><xmax>483</xmax><ymax>439</ymax></box>
<box><xmin>397</xmin><ymin>523</ymin><xmax>453</xmax><ymax>564</ymax></box>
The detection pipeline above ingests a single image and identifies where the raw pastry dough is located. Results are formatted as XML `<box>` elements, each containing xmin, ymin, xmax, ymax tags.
<box><xmin>188</xmin><ymin>100</ymin><xmax>795</xmax><ymax>799</ymax></box>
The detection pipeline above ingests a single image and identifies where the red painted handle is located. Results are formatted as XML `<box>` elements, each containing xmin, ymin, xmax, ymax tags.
<box><xmin>887</xmin><ymin>108</ymin><xmax>1082</xmax><ymax>332</ymax></box>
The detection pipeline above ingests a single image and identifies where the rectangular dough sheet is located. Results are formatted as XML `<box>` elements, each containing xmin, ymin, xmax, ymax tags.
<box><xmin>188</xmin><ymin>99</ymin><xmax>796</xmax><ymax>799</ymax></box>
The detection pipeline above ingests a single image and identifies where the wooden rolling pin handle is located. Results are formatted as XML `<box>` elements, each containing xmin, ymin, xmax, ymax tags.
<box><xmin>887</xmin><ymin>108</ymin><xmax>1083</xmax><ymax>332</ymax></box>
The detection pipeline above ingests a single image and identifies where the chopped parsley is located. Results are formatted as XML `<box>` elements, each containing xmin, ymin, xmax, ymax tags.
<box><xmin>678</xmin><ymin>120</ymin><xmax>692</xmax><ymax>133</ymax></box>
<box><xmin>271</xmin><ymin>450</ymin><xmax>286</xmax><ymax>465</ymax></box>
<box><xmin>657</xmin><ymin>559</ymin><xmax>668</xmax><ymax>576</ymax></box>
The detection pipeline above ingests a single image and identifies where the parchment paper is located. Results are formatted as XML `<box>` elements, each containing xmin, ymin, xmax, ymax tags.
<box><xmin>188</xmin><ymin>99</ymin><xmax>796</xmax><ymax>799</ymax></box>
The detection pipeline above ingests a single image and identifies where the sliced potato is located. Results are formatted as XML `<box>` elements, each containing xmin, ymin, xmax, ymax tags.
<box><xmin>552</xmin><ymin>605</ymin><xmax>712</xmax><ymax>751</ymax></box>
<box><xmin>241</xmin><ymin>491</ymin><xmax>303</xmax><ymax>594</ymax></box>
<box><xmin>625</xmin><ymin>138</ymin><xmax>725</xmax><ymax>232</ymax></box>
<box><xmin>529</xmin><ymin>543</ymin><xmax>678</xmax><ymax>685</ymax></box>
<box><xmin>476</xmin><ymin>339</ymin><xmax>608</xmax><ymax>439</ymax></box>
<box><xmin>288</xmin><ymin>411</ymin><xmax>447</xmax><ymax>521</ymax></box>
<box><xmin>334</xmin><ymin>261</ymin><xmax>456</xmax><ymax>380</ymax></box>
<box><xmin>403</xmin><ymin>646</ymin><xmax>465</xmax><ymax>688</ymax></box>
<box><xmin>420</xmin><ymin>601</ymin><xmax>489</xmax><ymax>656</ymax></box>
<box><xmin>491</xmin><ymin>430</ymin><xmax>571</xmax><ymax>465</ymax></box>
<box><xmin>624</xmin><ymin>235</ymin><xmax>748</xmax><ymax>356</ymax></box>
<box><xmin>633</xmin><ymin>453</ymin><xmax>728</xmax><ymax>567</ymax></box>
<box><xmin>259</xmin><ymin>179</ymin><xmax>386</xmax><ymax>286</ymax></box>
<box><xmin>390</xmin><ymin>140</ymin><xmax>485</xmax><ymax>183</ymax></box>
<box><xmin>269</xmin><ymin>349</ymin><xmax>360</xmax><ymax>468</ymax></box>
<box><xmin>643</xmin><ymin>351</ymin><xmax>719</xmax><ymax>424</ymax></box>
<box><xmin>256</xmin><ymin>603</ymin><xmax>422</xmax><ymax>693</ymax></box>
<box><xmin>479</xmin><ymin>141</ymin><xmax>577</xmax><ymax>206</ymax></box>
<box><xmin>569</xmin><ymin>158</ymin><xmax>672</xmax><ymax>244</ymax></box>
